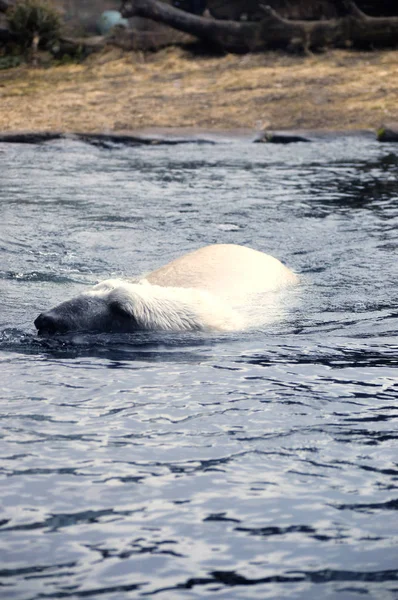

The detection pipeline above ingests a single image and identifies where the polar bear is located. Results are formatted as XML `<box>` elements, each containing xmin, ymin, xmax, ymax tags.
<box><xmin>34</xmin><ymin>244</ymin><xmax>298</xmax><ymax>335</ymax></box>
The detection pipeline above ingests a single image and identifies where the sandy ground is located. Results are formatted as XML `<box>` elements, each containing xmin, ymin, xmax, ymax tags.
<box><xmin>0</xmin><ymin>46</ymin><xmax>397</xmax><ymax>133</ymax></box>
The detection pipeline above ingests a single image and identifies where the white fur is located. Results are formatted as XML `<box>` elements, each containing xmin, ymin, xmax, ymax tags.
<box><xmin>146</xmin><ymin>244</ymin><xmax>298</xmax><ymax>300</ymax></box>
<box><xmin>36</xmin><ymin>244</ymin><xmax>299</xmax><ymax>334</ymax></box>
<box><xmin>87</xmin><ymin>278</ymin><xmax>244</xmax><ymax>332</ymax></box>
<box><xmin>80</xmin><ymin>244</ymin><xmax>299</xmax><ymax>332</ymax></box>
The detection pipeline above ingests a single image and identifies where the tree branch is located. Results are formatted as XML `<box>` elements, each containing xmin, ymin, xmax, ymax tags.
<box><xmin>121</xmin><ymin>0</ymin><xmax>257</xmax><ymax>51</ymax></box>
<box><xmin>120</xmin><ymin>0</ymin><xmax>398</xmax><ymax>52</ymax></box>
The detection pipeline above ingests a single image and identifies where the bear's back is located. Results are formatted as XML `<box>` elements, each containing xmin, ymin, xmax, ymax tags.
<box><xmin>146</xmin><ymin>244</ymin><xmax>297</xmax><ymax>301</ymax></box>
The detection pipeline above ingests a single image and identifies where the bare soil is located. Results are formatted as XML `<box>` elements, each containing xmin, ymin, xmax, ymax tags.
<box><xmin>0</xmin><ymin>46</ymin><xmax>397</xmax><ymax>133</ymax></box>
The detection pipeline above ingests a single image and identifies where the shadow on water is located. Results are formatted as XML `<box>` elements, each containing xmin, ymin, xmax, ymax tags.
<box><xmin>150</xmin><ymin>567</ymin><xmax>398</xmax><ymax>595</ymax></box>
<box><xmin>0</xmin><ymin>328</ymin><xmax>223</xmax><ymax>364</ymax></box>
<box><xmin>240</xmin><ymin>344</ymin><xmax>398</xmax><ymax>369</ymax></box>
<box><xmin>304</xmin><ymin>151</ymin><xmax>398</xmax><ymax>217</ymax></box>
<box><xmin>3</xmin><ymin>325</ymin><xmax>398</xmax><ymax>370</ymax></box>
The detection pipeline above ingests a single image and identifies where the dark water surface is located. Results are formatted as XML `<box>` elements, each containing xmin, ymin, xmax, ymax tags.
<box><xmin>1</xmin><ymin>136</ymin><xmax>398</xmax><ymax>600</ymax></box>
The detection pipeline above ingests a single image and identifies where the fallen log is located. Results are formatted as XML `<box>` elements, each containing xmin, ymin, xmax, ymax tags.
<box><xmin>58</xmin><ymin>28</ymin><xmax>191</xmax><ymax>54</ymax></box>
<box><xmin>120</xmin><ymin>0</ymin><xmax>398</xmax><ymax>52</ymax></box>
<box><xmin>56</xmin><ymin>35</ymin><xmax>108</xmax><ymax>54</ymax></box>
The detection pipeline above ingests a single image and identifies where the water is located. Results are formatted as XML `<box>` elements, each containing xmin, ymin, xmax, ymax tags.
<box><xmin>1</xmin><ymin>135</ymin><xmax>398</xmax><ymax>600</ymax></box>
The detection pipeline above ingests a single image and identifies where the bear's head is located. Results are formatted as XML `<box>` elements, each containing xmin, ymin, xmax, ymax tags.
<box><xmin>34</xmin><ymin>280</ymin><xmax>139</xmax><ymax>335</ymax></box>
<box><xmin>34</xmin><ymin>278</ymin><xmax>243</xmax><ymax>335</ymax></box>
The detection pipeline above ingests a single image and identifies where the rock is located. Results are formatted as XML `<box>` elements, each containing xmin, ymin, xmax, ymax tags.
<box><xmin>254</xmin><ymin>131</ymin><xmax>311</xmax><ymax>143</ymax></box>
<box><xmin>377</xmin><ymin>124</ymin><xmax>398</xmax><ymax>142</ymax></box>
<box><xmin>0</xmin><ymin>132</ymin><xmax>63</xmax><ymax>143</ymax></box>
<box><xmin>96</xmin><ymin>10</ymin><xmax>129</xmax><ymax>35</ymax></box>
<box><xmin>0</xmin><ymin>131</ymin><xmax>216</xmax><ymax>146</ymax></box>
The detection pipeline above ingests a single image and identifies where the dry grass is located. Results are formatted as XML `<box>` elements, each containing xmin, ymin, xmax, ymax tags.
<box><xmin>0</xmin><ymin>46</ymin><xmax>397</xmax><ymax>133</ymax></box>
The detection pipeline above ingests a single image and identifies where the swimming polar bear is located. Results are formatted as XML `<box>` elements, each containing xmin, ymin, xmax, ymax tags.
<box><xmin>34</xmin><ymin>244</ymin><xmax>298</xmax><ymax>335</ymax></box>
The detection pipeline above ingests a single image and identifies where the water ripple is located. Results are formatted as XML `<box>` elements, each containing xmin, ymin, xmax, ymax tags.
<box><xmin>1</xmin><ymin>137</ymin><xmax>398</xmax><ymax>600</ymax></box>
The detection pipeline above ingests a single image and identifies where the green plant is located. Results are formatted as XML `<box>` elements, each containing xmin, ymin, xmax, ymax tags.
<box><xmin>7</xmin><ymin>0</ymin><xmax>62</xmax><ymax>50</ymax></box>
<box><xmin>0</xmin><ymin>54</ymin><xmax>23</xmax><ymax>70</ymax></box>
<box><xmin>376</xmin><ymin>127</ymin><xmax>386</xmax><ymax>141</ymax></box>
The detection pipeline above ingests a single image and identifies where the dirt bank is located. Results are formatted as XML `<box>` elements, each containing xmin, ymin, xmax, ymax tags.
<box><xmin>0</xmin><ymin>47</ymin><xmax>397</xmax><ymax>133</ymax></box>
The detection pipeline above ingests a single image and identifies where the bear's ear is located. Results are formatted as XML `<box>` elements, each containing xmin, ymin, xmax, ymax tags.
<box><xmin>109</xmin><ymin>299</ymin><xmax>131</xmax><ymax>319</ymax></box>
<box><xmin>108</xmin><ymin>291</ymin><xmax>137</xmax><ymax>323</ymax></box>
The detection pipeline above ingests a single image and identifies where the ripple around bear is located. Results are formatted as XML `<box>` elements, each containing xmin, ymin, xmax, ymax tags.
<box><xmin>34</xmin><ymin>244</ymin><xmax>299</xmax><ymax>335</ymax></box>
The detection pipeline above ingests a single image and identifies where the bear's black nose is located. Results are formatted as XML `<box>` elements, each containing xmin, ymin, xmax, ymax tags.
<box><xmin>34</xmin><ymin>313</ymin><xmax>68</xmax><ymax>335</ymax></box>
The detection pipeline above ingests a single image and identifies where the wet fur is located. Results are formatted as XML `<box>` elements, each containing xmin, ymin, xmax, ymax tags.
<box><xmin>35</xmin><ymin>244</ymin><xmax>298</xmax><ymax>335</ymax></box>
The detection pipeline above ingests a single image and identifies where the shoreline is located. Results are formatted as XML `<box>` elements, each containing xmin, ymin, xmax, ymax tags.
<box><xmin>0</xmin><ymin>47</ymin><xmax>397</xmax><ymax>134</ymax></box>
<box><xmin>0</xmin><ymin>128</ymin><xmax>378</xmax><ymax>146</ymax></box>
